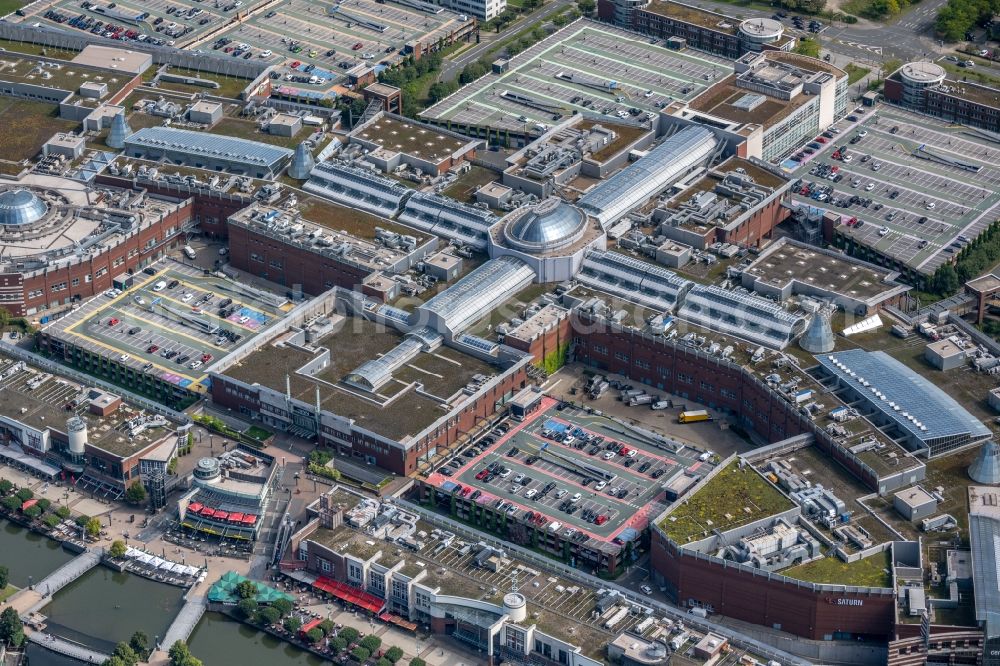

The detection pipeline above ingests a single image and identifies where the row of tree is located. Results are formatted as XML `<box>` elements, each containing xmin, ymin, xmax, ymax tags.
<box><xmin>928</xmin><ymin>220</ymin><xmax>1000</xmax><ymax>296</ymax></box>
<box><xmin>0</xmin><ymin>480</ymin><xmax>100</xmax><ymax>535</ymax></box>
<box><xmin>935</xmin><ymin>0</ymin><xmax>999</xmax><ymax>41</ymax></box>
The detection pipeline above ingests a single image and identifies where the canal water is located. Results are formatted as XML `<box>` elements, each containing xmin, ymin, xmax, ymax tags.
<box><xmin>187</xmin><ymin>612</ymin><xmax>325</xmax><ymax>666</ymax></box>
<box><xmin>4</xmin><ymin>520</ymin><xmax>322</xmax><ymax>665</ymax></box>
<box><xmin>41</xmin><ymin>567</ymin><xmax>186</xmax><ymax>653</ymax></box>
<box><xmin>0</xmin><ymin>519</ymin><xmax>74</xmax><ymax>588</ymax></box>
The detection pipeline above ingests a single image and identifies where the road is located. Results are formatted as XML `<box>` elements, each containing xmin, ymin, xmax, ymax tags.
<box><xmin>440</xmin><ymin>0</ymin><xmax>577</xmax><ymax>81</ymax></box>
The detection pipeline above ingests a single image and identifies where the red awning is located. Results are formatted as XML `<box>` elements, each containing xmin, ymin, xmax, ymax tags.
<box><xmin>214</xmin><ymin>511</ymin><xmax>229</xmax><ymax>521</ymax></box>
<box><xmin>187</xmin><ymin>502</ymin><xmax>203</xmax><ymax>513</ymax></box>
<box><xmin>299</xmin><ymin>617</ymin><xmax>323</xmax><ymax>635</ymax></box>
<box><xmin>241</xmin><ymin>514</ymin><xmax>257</xmax><ymax>525</ymax></box>
<box><xmin>229</xmin><ymin>512</ymin><xmax>244</xmax><ymax>523</ymax></box>
<box><xmin>312</xmin><ymin>577</ymin><xmax>384</xmax><ymax>614</ymax></box>
<box><xmin>21</xmin><ymin>498</ymin><xmax>38</xmax><ymax>511</ymax></box>
<box><xmin>200</xmin><ymin>507</ymin><xmax>216</xmax><ymax>517</ymax></box>
<box><xmin>379</xmin><ymin>612</ymin><xmax>417</xmax><ymax>632</ymax></box>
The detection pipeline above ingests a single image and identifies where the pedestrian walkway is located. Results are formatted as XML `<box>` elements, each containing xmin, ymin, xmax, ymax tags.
<box><xmin>160</xmin><ymin>593</ymin><xmax>208</xmax><ymax>649</ymax></box>
<box><xmin>25</xmin><ymin>627</ymin><xmax>110</xmax><ymax>664</ymax></box>
<box><xmin>33</xmin><ymin>548</ymin><xmax>102</xmax><ymax>598</ymax></box>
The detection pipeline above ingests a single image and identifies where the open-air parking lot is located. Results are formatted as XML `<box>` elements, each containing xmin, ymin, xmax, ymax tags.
<box><xmin>421</xmin><ymin>22</ymin><xmax>727</xmax><ymax>134</ymax></box>
<box><xmin>789</xmin><ymin>106</ymin><xmax>1000</xmax><ymax>274</ymax></box>
<box><xmin>19</xmin><ymin>0</ymin><xmax>267</xmax><ymax>49</ymax></box>
<box><xmin>428</xmin><ymin>396</ymin><xmax>715</xmax><ymax>543</ymax></box>
<box><xmin>43</xmin><ymin>259</ymin><xmax>289</xmax><ymax>390</ymax></box>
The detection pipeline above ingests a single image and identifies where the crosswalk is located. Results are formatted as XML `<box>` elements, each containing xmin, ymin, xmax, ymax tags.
<box><xmin>837</xmin><ymin>39</ymin><xmax>883</xmax><ymax>55</ymax></box>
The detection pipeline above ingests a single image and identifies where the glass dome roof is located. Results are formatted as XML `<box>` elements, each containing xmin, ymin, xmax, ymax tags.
<box><xmin>504</xmin><ymin>198</ymin><xmax>587</xmax><ymax>253</ymax></box>
<box><xmin>0</xmin><ymin>189</ymin><xmax>48</xmax><ymax>227</ymax></box>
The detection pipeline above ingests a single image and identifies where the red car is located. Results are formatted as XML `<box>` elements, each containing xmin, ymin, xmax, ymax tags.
<box><xmin>201</xmin><ymin>353</ymin><xmax>213</xmax><ymax>363</ymax></box>
<box><xmin>475</xmin><ymin>470</ymin><xmax>488</xmax><ymax>480</ymax></box>
<box><xmin>290</xmin><ymin>60</ymin><xmax>301</xmax><ymax>68</ymax></box>
<box><xmin>108</xmin><ymin>318</ymin><xmax>120</xmax><ymax>326</ymax></box>
<box><xmin>816</xmin><ymin>137</ymin><xmax>827</xmax><ymax>144</ymax></box>
<box><xmin>352</xmin><ymin>42</ymin><xmax>363</xmax><ymax>50</ymax></box>
<box><xmin>147</xmin><ymin>345</ymin><xmax>159</xmax><ymax>353</ymax></box>
<box><xmin>595</xmin><ymin>515</ymin><xmax>609</xmax><ymax>526</ymax></box>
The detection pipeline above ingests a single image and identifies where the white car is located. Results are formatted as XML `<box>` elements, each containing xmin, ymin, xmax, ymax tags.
<box><xmin>563</xmin><ymin>436</ymin><xmax>575</xmax><ymax>445</ymax></box>
<box><xmin>925</xmin><ymin>201</ymin><xmax>936</xmax><ymax>210</ymax></box>
<box><xmin>602</xmin><ymin>451</ymin><xmax>615</xmax><ymax>460</ymax></box>
<box><xmin>119</xmin><ymin>354</ymin><xmax>130</xmax><ymax>362</ymax></box>
<box><xmin>569</xmin><ymin>493</ymin><xmax>582</xmax><ymax>503</ymax></box>
<box><xmin>498</xmin><ymin>468</ymin><xmax>511</xmax><ymax>478</ymax></box>
<box><xmin>640</xmin><ymin>584</ymin><xmax>653</xmax><ymax>595</ymax></box>
<box><xmin>554</xmin><ymin>489</ymin><xmax>566</xmax><ymax>499</ymax></box>
<box><xmin>188</xmin><ymin>360</ymin><xmax>203</xmax><ymax>370</ymax></box>
<box><xmin>259</xmin><ymin>50</ymin><xmax>272</xmax><ymax>58</ymax></box>
<box><xmin>524</xmin><ymin>489</ymin><xmax>538</xmax><ymax>499</ymax></box>
<box><xmin>134</xmin><ymin>296</ymin><xmax>146</xmax><ymax>305</ymax></box>
<box><xmin>595</xmin><ymin>481</ymin><xmax>607</xmax><ymax>491</ymax></box>
<box><xmin>626</xmin><ymin>450</ymin><xmax>638</xmax><ymax>458</ymax></box>
<box><xmin>513</xmin><ymin>473</ymin><xmax>525</xmax><ymax>483</ymax></box>
<box><xmin>864</xmin><ymin>182</ymin><xmax>875</xmax><ymax>192</ymax></box>
<box><xmin>238</xmin><ymin>316</ymin><xmax>250</xmax><ymax>324</ymax></box>
<box><xmin>181</xmin><ymin>293</ymin><xmax>194</xmax><ymax>303</ymax></box>
<box><xmin>857</xmin><ymin>130</ymin><xmax>868</xmax><ymax>137</ymax></box>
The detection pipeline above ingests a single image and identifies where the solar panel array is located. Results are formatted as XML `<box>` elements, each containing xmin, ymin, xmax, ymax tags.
<box><xmin>457</xmin><ymin>333</ymin><xmax>500</xmax><ymax>354</ymax></box>
<box><xmin>417</xmin><ymin>256</ymin><xmax>534</xmax><ymax>337</ymax></box>
<box><xmin>305</xmin><ymin>161</ymin><xmax>411</xmax><ymax>216</ymax></box>
<box><xmin>816</xmin><ymin>349</ymin><xmax>992</xmax><ymax>446</ymax></box>
<box><xmin>577</xmin><ymin>125</ymin><xmax>717</xmax><ymax>228</ymax></box>
<box><xmin>678</xmin><ymin>285</ymin><xmax>806</xmax><ymax>348</ymax></box>
<box><xmin>577</xmin><ymin>250</ymin><xmax>694</xmax><ymax>313</ymax></box>
<box><xmin>399</xmin><ymin>192</ymin><xmax>498</xmax><ymax>250</ymax></box>
<box><xmin>125</xmin><ymin>127</ymin><xmax>293</xmax><ymax>169</ymax></box>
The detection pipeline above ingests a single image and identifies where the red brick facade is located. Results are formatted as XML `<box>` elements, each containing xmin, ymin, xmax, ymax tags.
<box><xmin>651</xmin><ymin>531</ymin><xmax>896</xmax><ymax>640</ymax></box>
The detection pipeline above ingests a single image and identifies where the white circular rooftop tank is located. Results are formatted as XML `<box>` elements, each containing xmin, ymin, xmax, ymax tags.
<box><xmin>899</xmin><ymin>61</ymin><xmax>946</xmax><ymax>86</ymax></box>
<box><xmin>194</xmin><ymin>457</ymin><xmax>221</xmax><ymax>481</ymax></box>
<box><xmin>66</xmin><ymin>416</ymin><xmax>87</xmax><ymax>454</ymax></box>
<box><xmin>739</xmin><ymin>18</ymin><xmax>784</xmax><ymax>44</ymax></box>
<box><xmin>503</xmin><ymin>592</ymin><xmax>527</xmax><ymax>623</ymax></box>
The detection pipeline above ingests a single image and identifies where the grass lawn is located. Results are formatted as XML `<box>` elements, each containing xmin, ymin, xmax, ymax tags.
<box><xmin>0</xmin><ymin>99</ymin><xmax>78</xmax><ymax>162</ymax></box>
<box><xmin>244</xmin><ymin>425</ymin><xmax>273</xmax><ymax>442</ymax></box>
<box><xmin>0</xmin><ymin>37</ymin><xmax>77</xmax><ymax>59</ymax></box>
<box><xmin>783</xmin><ymin>550</ymin><xmax>892</xmax><ymax>588</ymax></box>
<box><xmin>155</xmin><ymin>67</ymin><xmax>252</xmax><ymax>100</ymax></box>
<box><xmin>210</xmin><ymin>118</ymin><xmax>305</xmax><ymax>149</ymax></box>
<box><xmin>0</xmin><ymin>583</ymin><xmax>18</xmax><ymax>602</ymax></box>
<box><xmin>441</xmin><ymin>165</ymin><xmax>499</xmax><ymax>204</ymax></box>
<box><xmin>845</xmin><ymin>64</ymin><xmax>871</xmax><ymax>85</ymax></box>
<box><xmin>659</xmin><ymin>460</ymin><xmax>794</xmax><ymax>543</ymax></box>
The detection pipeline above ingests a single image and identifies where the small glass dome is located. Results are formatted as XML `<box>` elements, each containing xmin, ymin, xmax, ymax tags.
<box><xmin>0</xmin><ymin>189</ymin><xmax>48</xmax><ymax>227</ymax></box>
<box><xmin>504</xmin><ymin>198</ymin><xmax>587</xmax><ymax>253</ymax></box>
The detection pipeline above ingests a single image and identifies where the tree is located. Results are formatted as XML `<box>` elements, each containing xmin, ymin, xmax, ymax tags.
<box><xmin>0</xmin><ymin>565</ymin><xmax>8</xmax><ymax>589</ymax></box>
<box><xmin>108</xmin><ymin>642</ymin><xmax>139</xmax><ymax>666</ymax></box>
<box><xmin>85</xmin><ymin>517</ymin><xmax>102</xmax><ymax>539</ymax></box>
<box><xmin>339</xmin><ymin>626</ymin><xmax>359</xmax><ymax>644</ymax></box>
<box><xmin>377</xmin><ymin>659</ymin><xmax>392</xmax><ymax>666</ymax></box>
<box><xmin>168</xmin><ymin>640</ymin><xmax>191</xmax><ymax>666</ymax></box>
<box><xmin>23</xmin><ymin>505</ymin><xmax>42</xmax><ymax>519</ymax></box>
<box><xmin>0</xmin><ymin>607</ymin><xmax>24</xmax><ymax>648</ymax></box>
<box><xmin>305</xmin><ymin>627</ymin><xmax>324</xmax><ymax>643</ymax></box>
<box><xmin>129</xmin><ymin>631</ymin><xmax>150</xmax><ymax>659</ymax></box>
<box><xmin>0</xmin><ymin>496</ymin><xmax>19</xmax><ymax>512</ymax></box>
<box><xmin>933</xmin><ymin>263</ymin><xmax>960</xmax><ymax>295</ymax></box>
<box><xmin>351</xmin><ymin>647</ymin><xmax>371</xmax><ymax>663</ymax></box>
<box><xmin>331</xmin><ymin>636</ymin><xmax>348</xmax><ymax>653</ymax></box>
<box><xmin>236</xmin><ymin>597</ymin><xmax>258</xmax><ymax>619</ymax></box>
<box><xmin>459</xmin><ymin>61</ymin><xmax>488</xmax><ymax>84</ymax></box>
<box><xmin>235</xmin><ymin>580</ymin><xmax>258</xmax><ymax>599</ymax></box>
<box><xmin>75</xmin><ymin>514</ymin><xmax>91</xmax><ymax>527</ymax></box>
<box><xmin>14</xmin><ymin>488</ymin><xmax>32</xmax><ymax>503</ymax></box>
<box><xmin>283</xmin><ymin>616</ymin><xmax>302</xmax><ymax>633</ymax></box>
<box><xmin>36</xmin><ymin>498</ymin><xmax>50</xmax><ymax>512</ymax></box>
<box><xmin>410</xmin><ymin>659</ymin><xmax>426</xmax><ymax>666</ymax></box>
<box><xmin>577</xmin><ymin>0</ymin><xmax>596</xmax><ymax>13</ymax></box>
<box><xmin>110</xmin><ymin>540</ymin><xmax>128</xmax><ymax>559</ymax></box>
<box><xmin>360</xmin><ymin>634</ymin><xmax>382</xmax><ymax>652</ymax></box>
<box><xmin>103</xmin><ymin>657</ymin><xmax>129</xmax><ymax>666</ymax></box>
<box><xmin>256</xmin><ymin>606</ymin><xmax>281</xmax><ymax>625</ymax></box>
<box><xmin>0</xmin><ymin>479</ymin><xmax>13</xmax><ymax>495</ymax></box>
<box><xmin>384</xmin><ymin>646</ymin><xmax>404</xmax><ymax>663</ymax></box>
<box><xmin>55</xmin><ymin>505</ymin><xmax>71</xmax><ymax>519</ymax></box>
<box><xmin>124</xmin><ymin>482</ymin><xmax>147</xmax><ymax>506</ymax></box>
<box><xmin>43</xmin><ymin>514</ymin><xmax>61</xmax><ymax>529</ymax></box>
<box><xmin>272</xmin><ymin>597</ymin><xmax>293</xmax><ymax>617</ymax></box>
<box><xmin>792</xmin><ymin>38</ymin><xmax>821</xmax><ymax>58</ymax></box>
<box><xmin>318</xmin><ymin>619</ymin><xmax>334</xmax><ymax>636</ymax></box>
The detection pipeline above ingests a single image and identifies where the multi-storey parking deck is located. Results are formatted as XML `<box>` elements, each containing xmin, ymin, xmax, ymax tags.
<box><xmin>421</xmin><ymin>20</ymin><xmax>729</xmax><ymax>138</ymax></box>
<box><xmin>425</xmin><ymin>396</ymin><xmax>715</xmax><ymax>543</ymax></box>
<box><xmin>789</xmin><ymin>105</ymin><xmax>1000</xmax><ymax>278</ymax></box>
<box><xmin>39</xmin><ymin>260</ymin><xmax>290</xmax><ymax>393</ymax></box>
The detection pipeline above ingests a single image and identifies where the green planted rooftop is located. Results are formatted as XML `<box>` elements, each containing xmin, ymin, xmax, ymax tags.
<box><xmin>782</xmin><ymin>551</ymin><xmax>893</xmax><ymax>589</ymax></box>
<box><xmin>658</xmin><ymin>460</ymin><xmax>794</xmax><ymax>543</ymax></box>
